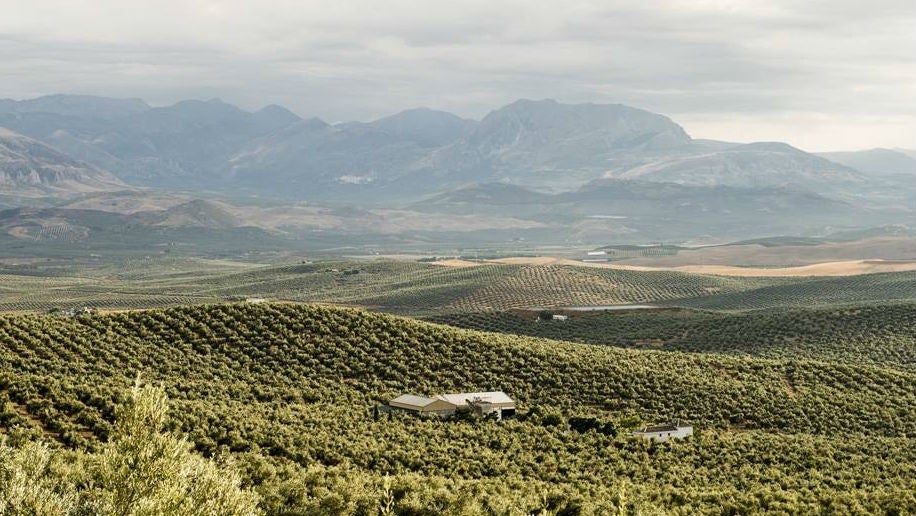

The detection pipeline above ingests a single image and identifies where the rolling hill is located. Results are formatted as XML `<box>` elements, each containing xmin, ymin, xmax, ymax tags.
<box><xmin>428</xmin><ymin>302</ymin><xmax>916</xmax><ymax>372</ymax></box>
<box><xmin>2</xmin><ymin>303</ymin><xmax>916</xmax><ymax>513</ymax></box>
<box><xmin>4</xmin><ymin>257</ymin><xmax>916</xmax><ymax>315</ymax></box>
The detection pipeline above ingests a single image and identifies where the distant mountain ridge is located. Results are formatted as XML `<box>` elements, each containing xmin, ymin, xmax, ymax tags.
<box><xmin>0</xmin><ymin>94</ymin><xmax>877</xmax><ymax>201</ymax></box>
<box><xmin>817</xmin><ymin>148</ymin><xmax>916</xmax><ymax>176</ymax></box>
<box><xmin>0</xmin><ymin>94</ymin><xmax>149</xmax><ymax>120</ymax></box>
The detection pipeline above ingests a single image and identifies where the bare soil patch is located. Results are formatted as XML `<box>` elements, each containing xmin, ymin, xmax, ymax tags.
<box><xmin>437</xmin><ymin>256</ymin><xmax>916</xmax><ymax>277</ymax></box>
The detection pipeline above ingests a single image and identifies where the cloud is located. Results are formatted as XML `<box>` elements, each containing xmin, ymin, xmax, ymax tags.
<box><xmin>0</xmin><ymin>0</ymin><xmax>913</xmax><ymax>150</ymax></box>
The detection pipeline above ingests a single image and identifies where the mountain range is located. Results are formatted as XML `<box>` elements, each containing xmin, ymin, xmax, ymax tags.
<box><xmin>1</xmin><ymin>94</ymin><xmax>894</xmax><ymax>197</ymax></box>
<box><xmin>0</xmin><ymin>94</ymin><xmax>914</xmax><ymax>248</ymax></box>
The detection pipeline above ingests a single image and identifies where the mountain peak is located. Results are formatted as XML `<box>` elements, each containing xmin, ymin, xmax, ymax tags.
<box><xmin>369</xmin><ymin>107</ymin><xmax>475</xmax><ymax>147</ymax></box>
<box><xmin>252</xmin><ymin>104</ymin><xmax>304</xmax><ymax>132</ymax></box>
<box><xmin>504</xmin><ymin>98</ymin><xmax>559</xmax><ymax>108</ymax></box>
<box><xmin>736</xmin><ymin>141</ymin><xmax>803</xmax><ymax>153</ymax></box>
<box><xmin>467</xmin><ymin>99</ymin><xmax>693</xmax><ymax>171</ymax></box>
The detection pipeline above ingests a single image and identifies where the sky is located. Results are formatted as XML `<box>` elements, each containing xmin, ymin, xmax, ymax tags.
<box><xmin>0</xmin><ymin>0</ymin><xmax>914</xmax><ymax>151</ymax></box>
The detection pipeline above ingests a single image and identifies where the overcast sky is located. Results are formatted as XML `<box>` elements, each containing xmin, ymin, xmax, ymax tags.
<box><xmin>1</xmin><ymin>0</ymin><xmax>914</xmax><ymax>151</ymax></box>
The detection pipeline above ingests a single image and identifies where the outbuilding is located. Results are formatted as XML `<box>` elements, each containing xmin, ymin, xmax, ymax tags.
<box><xmin>632</xmin><ymin>419</ymin><xmax>693</xmax><ymax>442</ymax></box>
<box><xmin>388</xmin><ymin>394</ymin><xmax>458</xmax><ymax>417</ymax></box>
<box><xmin>385</xmin><ymin>391</ymin><xmax>516</xmax><ymax>421</ymax></box>
<box><xmin>435</xmin><ymin>391</ymin><xmax>516</xmax><ymax>421</ymax></box>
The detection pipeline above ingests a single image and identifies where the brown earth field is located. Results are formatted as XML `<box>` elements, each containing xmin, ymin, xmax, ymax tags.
<box><xmin>434</xmin><ymin>256</ymin><xmax>916</xmax><ymax>277</ymax></box>
<box><xmin>616</xmin><ymin>237</ymin><xmax>916</xmax><ymax>267</ymax></box>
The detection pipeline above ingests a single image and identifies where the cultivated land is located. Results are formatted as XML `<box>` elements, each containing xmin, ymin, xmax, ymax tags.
<box><xmin>478</xmin><ymin>256</ymin><xmax>916</xmax><ymax>277</ymax></box>
<box><xmin>3</xmin><ymin>257</ymin><xmax>916</xmax><ymax>513</ymax></box>
<box><xmin>2</xmin><ymin>303</ymin><xmax>916</xmax><ymax>514</ymax></box>
<box><xmin>3</xmin><ymin>257</ymin><xmax>916</xmax><ymax>314</ymax></box>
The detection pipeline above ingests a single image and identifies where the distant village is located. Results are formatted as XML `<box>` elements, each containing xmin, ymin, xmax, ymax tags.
<box><xmin>380</xmin><ymin>391</ymin><xmax>693</xmax><ymax>441</ymax></box>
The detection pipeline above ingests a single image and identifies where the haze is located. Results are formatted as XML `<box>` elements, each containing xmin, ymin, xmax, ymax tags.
<box><xmin>1</xmin><ymin>0</ymin><xmax>914</xmax><ymax>151</ymax></box>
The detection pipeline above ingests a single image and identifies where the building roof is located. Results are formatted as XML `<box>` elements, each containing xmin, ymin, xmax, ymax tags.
<box><xmin>435</xmin><ymin>391</ymin><xmax>514</xmax><ymax>406</ymax></box>
<box><xmin>636</xmin><ymin>419</ymin><xmax>692</xmax><ymax>433</ymax></box>
<box><xmin>389</xmin><ymin>394</ymin><xmax>438</xmax><ymax>410</ymax></box>
<box><xmin>640</xmin><ymin>424</ymin><xmax>679</xmax><ymax>433</ymax></box>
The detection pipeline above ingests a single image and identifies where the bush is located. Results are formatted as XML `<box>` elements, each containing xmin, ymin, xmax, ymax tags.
<box><xmin>0</xmin><ymin>381</ymin><xmax>260</xmax><ymax>516</ymax></box>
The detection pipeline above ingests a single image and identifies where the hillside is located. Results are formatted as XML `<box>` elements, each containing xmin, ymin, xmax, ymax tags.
<box><xmin>413</xmin><ymin>99</ymin><xmax>693</xmax><ymax>191</ymax></box>
<box><xmin>428</xmin><ymin>302</ymin><xmax>916</xmax><ymax>372</ymax></box>
<box><xmin>609</xmin><ymin>142</ymin><xmax>864</xmax><ymax>191</ymax></box>
<box><xmin>0</xmin><ymin>207</ymin><xmax>291</xmax><ymax>260</ymax></box>
<box><xmin>411</xmin><ymin>179</ymin><xmax>879</xmax><ymax>242</ymax></box>
<box><xmin>0</xmin><ymin>259</ymin><xmax>788</xmax><ymax>314</ymax></box>
<box><xmin>0</xmin><ymin>128</ymin><xmax>124</xmax><ymax>196</ymax></box>
<box><xmin>1</xmin><ymin>303</ymin><xmax>916</xmax><ymax>513</ymax></box>
<box><xmin>4</xmin><ymin>258</ymin><xmax>916</xmax><ymax>315</ymax></box>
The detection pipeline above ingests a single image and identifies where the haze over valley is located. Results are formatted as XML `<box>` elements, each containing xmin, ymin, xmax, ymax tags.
<box><xmin>1</xmin><ymin>94</ymin><xmax>914</xmax><ymax>259</ymax></box>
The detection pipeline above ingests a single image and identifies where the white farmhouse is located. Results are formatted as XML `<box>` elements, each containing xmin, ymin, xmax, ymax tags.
<box><xmin>386</xmin><ymin>391</ymin><xmax>516</xmax><ymax>421</ymax></box>
<box><xmin>435</xmin><ymin>391</ymin><xmax>516</xmax><ymax>421</ymax></box>
<box><xmin>632</xmin><ymin>419</ymin><xmax>693</xmax><ymax>442</ymax></box>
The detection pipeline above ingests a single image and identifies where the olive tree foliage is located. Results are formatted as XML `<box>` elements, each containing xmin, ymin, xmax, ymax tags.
<box><xmin>0</xmin><ymin>440</ymin><xmax>76</xmax><ymax>516</ymax></box>
<box><xmin>0</xmin><ymin>381</ymin><xmax>261</xmax><ymax>516</ymax></box>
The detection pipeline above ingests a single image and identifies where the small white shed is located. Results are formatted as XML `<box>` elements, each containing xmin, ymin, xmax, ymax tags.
<box><xmin>632</xmin><ymin>419</ymin><xmax>693</xmax><ymax>442</ymax></box>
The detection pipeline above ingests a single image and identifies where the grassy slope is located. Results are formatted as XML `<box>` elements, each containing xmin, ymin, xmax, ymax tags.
<box><xmin>1</xmin><ymin>303</ymin><xmax>916</xmax><ymax>513</ymax></box>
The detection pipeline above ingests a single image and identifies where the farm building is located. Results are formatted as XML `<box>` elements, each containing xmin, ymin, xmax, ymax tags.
<box><xmin>436</xmin><ymin>391</ymin><xmax>516</xmax><ymax>421</ymax></box>
<box><xmin>387</xmin><ymin>394</ymin><xmax>458</xmax><ymax>417</ymax></box>
<box><xmin>632</xmin><ymin>420</ymin><xmax>693</xmax><ymax>442</ymax></box>
<box><xmin>385</xmin><ymin>391</ymin><xmax>516</xmax><ymax>420</ymax></box>
<box><xmin>551</xmin><ymin>314</ymin><xmax>568</xmax><ymax>321</ymax></box>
